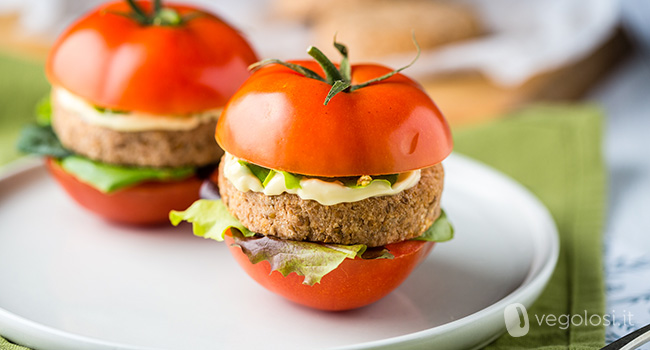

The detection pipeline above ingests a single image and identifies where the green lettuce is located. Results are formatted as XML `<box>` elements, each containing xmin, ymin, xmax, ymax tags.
<box><xmin>170</xmin><ymin>199</ymin><xmax>256</xmax><ymax>240</ymax></box>
<box><xmin>35</xmin><ymin>96</ymin><xmax>52</xmax><ymax>126</ymax></box>
<box><xmin>339</xmin><ymin>174</ymin><xmax>399</xmax><ymax>189</ymax></box>
<box><xmin>239</xmin><ymin>160</ymin><xmax>302</xmax><ymax>189</ymax></box>
<box><xmin>60</xmin><ymin>156</ymin><xmax>194</xmax><ymax>193</ymax></box>
<box><xmin>16</xmin><ymin>124</ymin><xmax>72</xmax><ymax>158</ymax></box>
<box><xmin>414</xmin><ymin>210</ymin><xmax>454</xmax><ymax>242</ymax></box>
<box><xmin>237</xmin><ymin>160</ymin><xmax>399</xmax><ymax>190</ymax></box>
<box><xmin>239</xmin><ymin>160</ymin><xmax>271</xmax><ymax>185</ymax></box>
<box><xmin>280</xmin><ymin>171</ymin><xmax>302</xmax><ymax>189</ymax></box>
<box><xmin>170</xmin><ymin>199</ymin><xmax>453</xmax><ymax>285</ymax></box>
<box><xmin>93</xmin><ymin>106</ymin><xmax>128</xmax><ymax>114</ymax></box>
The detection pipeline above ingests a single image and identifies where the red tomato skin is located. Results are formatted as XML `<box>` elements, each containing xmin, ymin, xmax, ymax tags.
<box><xmin>46</xmin><ymin>158</ymin><xmax>203</xmax><ymax>225</ymax></box>
<box><xmin>46</xmin><ymin>1</ymin><xmax>258</xmax><ymax>115</ymax></box>
<box><xmin>225</xmin><ymin>230</ymin><xmax>435</xmax><ymax>311</ymax></box>
<box><xmin>216</xmin><ymin>61</ymin><xmax>453</xmax><ymax>177</ymax></box>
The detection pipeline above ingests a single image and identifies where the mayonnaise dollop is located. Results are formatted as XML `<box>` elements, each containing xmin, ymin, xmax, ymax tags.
<box><xmin>54</xmin><ymin>88</ymin><xmax>221</xmax><ymax>132</ymax></box>
<box><xmin>222</xmin><ymin>153</ymin><xmax>421</xmax><ymax>206</ymax></box>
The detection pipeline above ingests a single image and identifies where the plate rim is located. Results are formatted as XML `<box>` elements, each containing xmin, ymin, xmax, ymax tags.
<box><xmin>337</xmin><ymin>154</ymin><xmax>560</xmax><ymax>349</ymax></box>
<box><xmin>0</xmin><ymin>153</ymin><xmax>559</xmax><ymax>350</ymax></box>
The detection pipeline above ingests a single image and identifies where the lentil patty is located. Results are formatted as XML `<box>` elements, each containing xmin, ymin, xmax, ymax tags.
<box><xmin>52</xmin><ymin>98</ymin><xmax>223</xmax><ymax>168</ymax></box>
<box><xmin>219</xmin><ymin>160</ymin><xmax>444</xmax><ymax>247</ymax></box>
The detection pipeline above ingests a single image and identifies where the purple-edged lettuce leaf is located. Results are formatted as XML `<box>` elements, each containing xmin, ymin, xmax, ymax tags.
<box><xmin>231</xmin><ymin>230</ymin><xmax>366</xmax><ymax>285</ymax></box>
<box><xmin>169</xmin><ymin>199</ymin><xmax>453</xmax><ymax>285</ymax></box>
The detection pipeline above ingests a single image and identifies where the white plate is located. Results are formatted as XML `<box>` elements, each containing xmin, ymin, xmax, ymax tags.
<box><xmin>0</xmin><ymin>154</ymin><xmax>558</xmax><ymax>350</ymax></box>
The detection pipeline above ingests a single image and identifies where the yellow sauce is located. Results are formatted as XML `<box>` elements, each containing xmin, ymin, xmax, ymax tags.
<box><xmin>54</xmin><ymin>88</ymin><xmax>221</xmax><ymax>132</ymax></box>
<box><xmin>222</xmin><ymin>153</ymin><xmax>420</xmax><ymax>206</ymax></box>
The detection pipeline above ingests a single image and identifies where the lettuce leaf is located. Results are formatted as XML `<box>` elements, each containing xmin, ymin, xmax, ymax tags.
<box><xmin>35</xmin><ymin>96</ymin><xmax>52</xmax><ymax>126</ymax></box>
<box><xmin>231</xmin><ymin>231</ymin><xmax>366</xmax><ymax>285</ymax></box>
<box><xmin>94</xmin><ymin>106</ymin><xmax>128</xmax><ymax>114</ymax></box>
<box><xmin>237</xmin><ymin>160</ymin><xmax>399</xmax><ymax>190</ymax></box>
<box><xmin>239</xmin><ymin>160</ymin><xmax>302</xmax><ymax>189</ymax></box>
<box><xmin>16</xmin><ymin>124</ymin><xmax>72</xmax><ymax>158</ymax></box>
<box><xmin>171</xmin><ymin>199</ymin><xmax>454</xmax><ymax>285</ymax></box>
<box><xmin>60</xmin><ymin>156</ymin><xmax>194</xmax><ymax>193</ymax></box>
<box><xmin>414</xmin><ymin>210</ymin><xmax>454</xmax><ymax>242</ymax></box>
<box><xmin>170</xmin><ymin>199</ymin><xmax>255</xmax><ymax>240</ymax></box>
<box><xmin>281</xmin><ymin>171</ymin><xmax>301</xmax><ymax>189</ymax></box>
<box><xmin>16</xmin><ymin>96</ymin><xmax>67</xmax><ymax>157</ymax></box>
<box><xmin>239</xmin><ymin>160</ymin><xmax>273</xmax><ymax>186</ymax></box>
<box><xmin>340</xmin><ymin>174</ymin><xmax>399</xmax><ymax>189</ymax></box>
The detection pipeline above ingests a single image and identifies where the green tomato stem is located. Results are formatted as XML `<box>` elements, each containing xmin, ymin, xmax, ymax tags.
<box><xmin>152</xmin><ymin>8</ymin><xmax>182</xmax><ymax>26</ymax></box>
<box><xmin>123</xmin><ymin>0</ymin><xmax>184</xmax><ymax>26</ymax></box>
<box><xmin>125</xmin><ymin>0</ymin><xmax>149</xmax><ymax>24</ymax></box>
<box><xmin>250</xmin><ymin>59</ymin><xmax>326</xmax><ymax>83</ymax></box>
<box><xmin>247</xmin><ymin>34</ymin><xmax>421</xmax><ymax>105</ymax></box>
<box><xmin>307</xmin><ymin>46</ymin><xmax>343</xmax><ymax>84</ymax></box>
<box><xmin>333</xmin><ymin>37</ymin><xmax>351</xmax><ymax>82</ymax></box>
<box><xmin>324</xmin><ymin>80</ymin><xmax>351</xmax><ymax>105</ymax></box>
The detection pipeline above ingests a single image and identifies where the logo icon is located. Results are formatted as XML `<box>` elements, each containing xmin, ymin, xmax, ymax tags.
<box><xmin>504</xmin><ymin>303</ymin><xmax>530</xmax><ymax>337</ymax></box>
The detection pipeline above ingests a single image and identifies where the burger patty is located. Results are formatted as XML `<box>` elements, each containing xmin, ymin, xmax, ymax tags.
<box><xmin>52</xmin><ymin>98</ymin><xmax>223</xmax><ymax>168</ymax></box>
<box><xmin>219</xmin><ymin>161</ymin><xmax>444</xmax><ymax>247</ymax></box>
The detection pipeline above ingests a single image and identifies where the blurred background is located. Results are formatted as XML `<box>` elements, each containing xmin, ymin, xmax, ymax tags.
<box><xmin>0</xmin><ymin>0</ymin><xmax>644</xmax><ymax>128</ymax></box>
<box><xmin>1</xmin><ymin>0</ymin><xmax>649</xmax><ymax>347</ymax></box>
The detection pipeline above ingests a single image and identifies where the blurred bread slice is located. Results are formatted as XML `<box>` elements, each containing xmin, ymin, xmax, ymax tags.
<box><xmin>272</xmin><ymin>0</ymin><xmax>365</xmax><ymax>23</ymax></box>
<box><xmin>313</xmin><ymin>0</ymin><xmax>481</xmax><ymax>61</ymax></box>
<box><xmin>307</xmin><ymin>0</ymin><xmax>481</xmax><ymax>61</ymax></box>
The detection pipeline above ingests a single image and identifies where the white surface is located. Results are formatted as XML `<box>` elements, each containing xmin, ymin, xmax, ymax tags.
<box><xmin>588</xmin><ymin>54</ymin><xmax>650</xmax><ymax>346</ymax></box>
<box><xmin>0</xmin><ymin>154</ymin><xmax>558</xmax><ymax>350</ymax></box>
<box><xmin>0</xmin><ymin>0</ymin><xmax>618</xmax><ymax>87</ymax></box>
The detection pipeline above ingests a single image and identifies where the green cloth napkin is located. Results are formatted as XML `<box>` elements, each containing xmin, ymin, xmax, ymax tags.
<box><xmin>0</xmin><ymin>53</ymin><xmax>47</xmax><ymax>350</ymax></box>
<box><xmin>454</xmin><ymin>105</ymin><xmax>606</xmax><ymax>349</ymax></box>
<box><xmin>0</xmin><ymin>48</ymin><xmax>605</xmax><ymax>348</ymax></box>
<box><xmin>0</xmin><ymin>52</ymin><xmax>49</xmax><ymax>166</ymax></box>
<box><xmin>0</xmin><ymin>337</ymin><xmax>29</xmax><ymax>350</ymax></box>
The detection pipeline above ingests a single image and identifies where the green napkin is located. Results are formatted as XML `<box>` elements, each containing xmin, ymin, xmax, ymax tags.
<box><xmin>0</xmin><ymin>52</ymin><xmax>47</xmax><ymax>350</ymax></box>
<box><xmin>0</xmin><ymin>337</ymin><xmax>29</xmax><ymax>350</ymax></box>
<box><xmin>453</xmin><ymin>105</ymin><xmax>606</xmax><ymax>349</ymax></box>
<box><xmin>0</xmin><ymin>52</ymin><xmax>49</xmax><ymax>165</ymax></box>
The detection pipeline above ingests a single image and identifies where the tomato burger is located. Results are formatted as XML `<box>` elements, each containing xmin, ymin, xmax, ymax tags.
<box><xmin>18</xmin><ymin>0</ymin><xmax>257</xmax><ymax>225</ymax></box>
<box><xmin>171</xmin><ymin>39</ymin><xmax>453</xmax><ymax>310</ymax></box>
